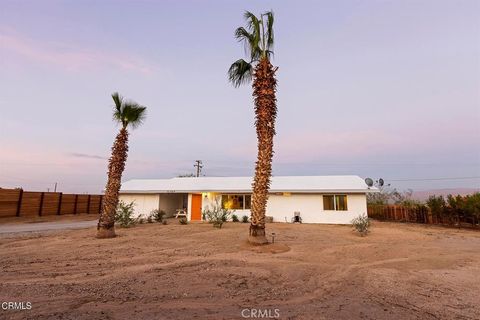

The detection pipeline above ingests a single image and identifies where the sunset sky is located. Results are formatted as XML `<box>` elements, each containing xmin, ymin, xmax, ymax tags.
<box><xmin>1</xmin><ymin>0</ymin><xmax>479</xmax><ymax>193</ymax></box>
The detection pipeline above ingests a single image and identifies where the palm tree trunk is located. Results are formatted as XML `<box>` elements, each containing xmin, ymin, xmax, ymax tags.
<box><xmin>97</xmin><ymin>128</ymin><xmax>129</xmax><ymax>238</ymax></box>
<box><xmin>249</xmin><ymin>58</ymin><xmax>277</xmax><ymax>245</ymax></box>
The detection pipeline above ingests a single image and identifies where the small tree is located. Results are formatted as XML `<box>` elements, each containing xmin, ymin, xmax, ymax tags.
<box><xmin>426</xmin><ymin>195</ymin><xmax>446</xmax><ymax>223</ymax></box>
<box><xmin>367</xmin><ymin>186</ymin><xmax>414</xmax><ymax>205</ymax></box>
<box><xmin>464</xmin><ymin>193</ymin><xmax>480</xmax><ymax>222</ymax></box>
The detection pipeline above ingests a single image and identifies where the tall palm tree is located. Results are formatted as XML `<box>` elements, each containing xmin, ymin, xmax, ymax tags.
<box><xmin>228</xmin><ymin>11</ymin><xmax>277</xmax><ymax>245</ymax></box>
<box><xmin>97</xmin><ymin>92</ymin><xmax>147</xmax><ymax>238</ymax></box>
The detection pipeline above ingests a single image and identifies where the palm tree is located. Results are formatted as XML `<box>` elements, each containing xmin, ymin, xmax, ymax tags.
<box><xmin>97</xmin><ymin>92</ymin><xmax>147</xmax><ymax>238</ymax></box>
<box><xmin>228</xmin><ymin>11</ymin><xmax>277</xmax><ymax>245</ymax></box>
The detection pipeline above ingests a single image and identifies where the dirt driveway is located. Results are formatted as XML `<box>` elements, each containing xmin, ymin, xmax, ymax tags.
<box><xmin>0</xmin><ymin>221</ymin><xmax>479</xmax><ymax>320</ymax></box>
<box><xmin>0</xmin><ymin>220</ymin><xmax>97</xmax><ymax>235</ymax></box>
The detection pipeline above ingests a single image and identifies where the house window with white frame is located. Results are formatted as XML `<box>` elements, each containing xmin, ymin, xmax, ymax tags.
<box><xmin>221</xmin><ymin>194</ymin><xmax>251</xmax><ymax>210</ymax></box>
<box><xmin>323</xmin><ymin>195</ymin><xmax>348</xmax><ymax>211</ymax></box>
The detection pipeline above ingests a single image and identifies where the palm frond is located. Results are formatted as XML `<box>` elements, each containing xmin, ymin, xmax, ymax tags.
<box><xmin>110</xmin><ymin>92</ymin><xmax>147</xmax><ymax>129</ymax></box>
<box><xmin>244</xmin><ymin>11</ymin><xmax>261</xmax><ymax>35</ymax></box>
<box><xmin>228</xmin><ymin>11</ymin><xmax>275</xmax><ymax>85</ymax></box>
<box><xmin>121</xmin><ymin>103</ymin><xmax>147</xmax><ymax>129</ymax></box>
<box><xmin>264</xmin><ymin>11</ymin><xmax>274</xmax><ymax>50</ymax></box>
<box><xmin>228</xmin><ymin>59</ymin><xmax>253</xmax><ymax>87</ymax></box>
<box><xmin>112</xmin><ymin>92</ymin><xmax>123</xmax><ymax>121</ymax></box>
<box><xmin>235</xmin><ymin>27</ymin><xmax>262</xmax><ymax>61</ymax></box>
<box><xmin>243</xmin><ymin>11</ymin><xmax>262</xmax><ymax>60</ymax></box>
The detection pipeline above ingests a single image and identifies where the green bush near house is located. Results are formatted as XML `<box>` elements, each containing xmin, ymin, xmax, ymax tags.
<box><xmin>203</xmin><ymin>202</ymin><xmax>233</xmax><ymax>229</ymax></box>
<box><xmin>241</xmin><ymin>215</ymin><xmax>249</xmax><ymax>223</ymax></box>
<box><xmin>137</xmin><ymin>215</ymin><xmax>145</xmax><ymax>224</ymax></box>
<box><xmin>150</xmin><ymin>209</ymin><xmax>166</xmax><ymax>223</ymax></box>
<box><xmin>232</xmin><ymin>214</ymin><xmax>239</xmax><ymax>222</ymax></box>
<box><xmin>115</xmin><ymin>201</ymin><xmax>137</xmax><ymax>228</ymax></box>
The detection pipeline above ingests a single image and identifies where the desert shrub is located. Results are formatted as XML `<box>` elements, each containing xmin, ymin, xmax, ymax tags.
<box><xmin>179</xmin><ymin>217</ymin><xmax>188</xmax><ymax>225</ymax></box>
<box><xmin>232</xmin><ymin>214</ymin><xmax>239</xmax><ymax>222</ymax></box>
<box><xmin>146</xmin><ymin>214</ymin><xmax>153</xmax><ymax>223</ymax></box>
<box><xmin>351</xmin><ymin>213</ymin><xmax>370</xmax><ymax>236</ymax></box>
<box><xmin>203</xmin><ymin>202</ymin><xmax>233</xmax><ymax>228</ymax></box>
<box><xmin>115</xmin><ymin>201</ymin><xmax>137</xmax><ymax>228</ymax></box>
<box><xmin>150</xmin><ymin>209</ymin><xmax>166</xmax><ymax>223</ymax></box>
<box><xmin>242</xmin><ymin>215</ymin><xmax>249</xmax><ymax>223</ymax></box>
<box><xmin>137</xmin><ymin>215</ymin><xmax>145</xmax><ymax>224</ymax></box>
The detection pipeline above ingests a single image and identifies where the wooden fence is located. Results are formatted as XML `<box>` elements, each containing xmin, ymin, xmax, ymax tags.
<box><xmin>368</xmin><ymin>204</ymin><xmax>478</xmax><ymax>228</ymax></box>
<box><xmin>0</xmin><ymin>188</ymin><xmax>103</xmax><ymax>218</ymax></box>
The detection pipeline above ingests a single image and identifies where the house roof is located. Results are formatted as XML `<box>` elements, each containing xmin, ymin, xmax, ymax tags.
<box><xmin>120</xmin><ymin>175</ymin><xmax>377</xmax><ymax>194</ymax></box>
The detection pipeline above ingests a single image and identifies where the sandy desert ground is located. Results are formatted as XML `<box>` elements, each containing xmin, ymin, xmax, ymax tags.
<box><xmin>0</xmin><ymin>220</ymin><xmax>479</xmax><ymax>320</ymax></box>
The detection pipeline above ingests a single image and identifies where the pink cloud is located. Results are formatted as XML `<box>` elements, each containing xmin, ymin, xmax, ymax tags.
<box><xmin>0</xmin><ymin>29</ymin><xmax>153</xmax><ymax>74</ymax></box>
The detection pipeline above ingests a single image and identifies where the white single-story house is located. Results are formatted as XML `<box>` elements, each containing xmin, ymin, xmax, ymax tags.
<box><xmin>119</xmin><ymin>175</ymin><xmax>377</xmax><ymax>224</ymax></box>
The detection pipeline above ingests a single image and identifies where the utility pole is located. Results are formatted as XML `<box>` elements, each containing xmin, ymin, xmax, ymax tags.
<box><xmin>193</xmin><ymin>160</ymin><xmax>203</xmax><ymax>177</ymax></box>
<box><xmin>54</xmin><ymin>182</ymin><xmax>57</xmax><ymax>192</ymax></box>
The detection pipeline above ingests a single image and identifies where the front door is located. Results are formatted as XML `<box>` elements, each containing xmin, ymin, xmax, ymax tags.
<box><xmin>191</xmin><ymin>194</ymin><xmax>202</xmax><ymax>221</ymax></box>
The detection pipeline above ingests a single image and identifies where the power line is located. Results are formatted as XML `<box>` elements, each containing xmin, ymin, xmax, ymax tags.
<box><xmin>388</xmin><ymin>176</ymin><xmax>480</xmax><ymax>182</ymax></box>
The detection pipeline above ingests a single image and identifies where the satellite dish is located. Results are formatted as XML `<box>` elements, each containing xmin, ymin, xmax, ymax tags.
<box><xmin>378</xmin><ymin>178</ymin><xmax>384</xmax><ymax>187</ymax></box>
<box><xmin>365</xmin><ymin>178</ymin><xmax>374</xmax><ymax>187</ymax></box>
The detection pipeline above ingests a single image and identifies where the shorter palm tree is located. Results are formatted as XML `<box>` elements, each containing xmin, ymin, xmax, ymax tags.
<box><xmin>97</xmin><ymin>92</ymin><xmax>147</xmax><ymax>238</ymax></box>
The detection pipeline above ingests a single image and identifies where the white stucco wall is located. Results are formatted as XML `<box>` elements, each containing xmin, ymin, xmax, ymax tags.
<box><xmin>201</xmin><ymin>193</ymin><xmax>367</xmax><ymax>224</ymax></box>
<box><xmin>266</xmin><ymin>193</ymin><xmax>367</xmax><ymax>224</ymax></box>
<box><xmin>119</xmin><ymin>194</ymin><xmax>159</xmax><ymax>218</ymax></box>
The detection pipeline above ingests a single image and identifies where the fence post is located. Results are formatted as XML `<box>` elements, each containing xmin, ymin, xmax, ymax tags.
<box><xmin>16</xmin><ymin>189</ymin><xmax>24</xmax><ymax>217</ymax></box>
<box><xmin>86</xmin><ymin>195</ymin><xmax>91</xmax><ymax>214</ymax></box>
<box><xmin>73</xmin><ymin>195</ymin><xmax>78</xmax><ymax>214</ymax></box>
<box><xmin>38</xmin><ymin>192</ymin><xmax>45</xmax><ymax>216</ymax></box>
<box><xmin>57</xmin><ymin>193</ymin><xmax>63</xmax><ymax>215</ymax></box>
<box><xmin>99</xmin><ymin>196</ymin><xmax>103</xmax><ymax>214</ymax></box>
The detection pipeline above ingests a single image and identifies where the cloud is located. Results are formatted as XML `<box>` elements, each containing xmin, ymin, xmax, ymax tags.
<box><xmin>0</xmin><ymin>29</ymin><xmax>153</xmax><ymax>74</ymax></box>
<box><xmin>69</xmin><ymin>153</ymin><xmax>107</xmax><ymax>160</ymax></box>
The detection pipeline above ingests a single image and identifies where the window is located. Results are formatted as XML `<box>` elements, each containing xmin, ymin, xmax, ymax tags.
<box><xmin>323</xmin><ymin>195</ymin><xmax>348</xmax><ymax>211</ymax></box>
<box><xmin>336</xmin><ymin>195</ymin><xmax>348</xmax><ymax>211</ymax></box>
<box><xmin>323</xmin><ymin>195</ymin><xmax>335</xmax><ymax>210</ymax></box>
<box><xmin>244</xmin><ymin>195</ymin><xmax>251</xmax><ymax>209</ymax></box>
<box><xmin>221</xmin><ymin>194</ymin><xmax>251</xmax><ymax>210</ymax></box>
